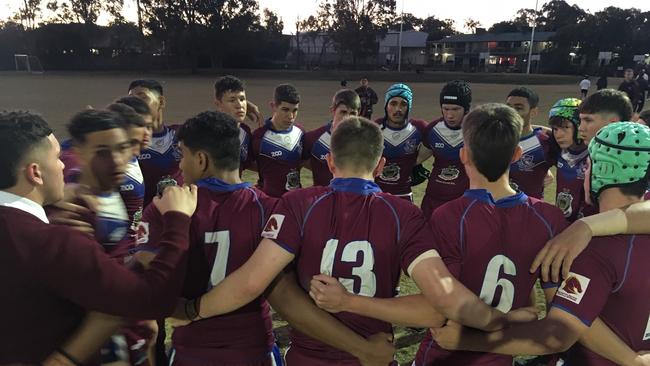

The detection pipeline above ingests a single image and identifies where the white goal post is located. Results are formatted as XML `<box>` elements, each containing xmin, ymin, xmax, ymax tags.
<box><xmin>14</xmin><ymin>54</ymin><xmax>44</xmax><ymax>74</ymax></box>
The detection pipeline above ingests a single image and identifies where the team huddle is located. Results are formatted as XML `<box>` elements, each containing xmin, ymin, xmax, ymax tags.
<box><xmin>0</xmin><ymin>75</ymin><xmax>649</xmax><ymax>366</ymax></box>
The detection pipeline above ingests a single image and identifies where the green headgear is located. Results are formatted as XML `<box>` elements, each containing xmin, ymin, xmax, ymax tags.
<box><xmin>549</xmin><ymin>98</ymin><xmax>582</xmax><ymax>144</ymax></box>
<box><xmin>588</xmin><ymin>121</ymin><xmax>650</xmax><ymax>199</ymax></box>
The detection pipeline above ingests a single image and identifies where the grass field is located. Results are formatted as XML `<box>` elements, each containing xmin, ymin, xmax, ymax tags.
<box><xmin>0</xmin><ymin>71</ymin><xmax>621</xmax><ymax>364</ymax></box>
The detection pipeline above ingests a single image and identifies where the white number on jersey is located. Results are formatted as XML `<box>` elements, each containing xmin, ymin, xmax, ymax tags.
<box><xmin>320</xmin><ymin>239</ymin><xmax>377</xmax><ymax>297</ymax></box>
<box><xmin>479</xmin><ymin>254</ymin><xmax>517</xmax><ymax>312</ymax></box>
<box><xmin>205</xmin><ymin>231</ymin><xmax>231</xmax><ymax>289</ymax></box>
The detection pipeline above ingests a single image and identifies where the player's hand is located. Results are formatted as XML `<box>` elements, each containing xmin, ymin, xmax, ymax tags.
<box><xmin>167</xmin><ymin>299</ymin><xmax>192</xmax><ymax>328</ymax></box>
<box><xmin>634</xmin><ymin>351</ymin><xmax>650</xmax><ymax>366</ymax></box>
<box><xmin>43</xmin><ymin>353</ymin><xmax>75</xmax><ymax>366</ymax></box>
<box><xmin>154</xmin><ymin>184</ymin><xmax>198</xmax><ymax>217</ymax></box>
<box><xmin>246</xmin><ymin>100</ymin><xmax>263</xmax><ymax>127</ymax></box>
<box><xmin>530</xmin><ymin>219</ymin><xmax>593</xmax><ymax>283</ymax></box>
<box><xmin>430</xmin><ymin>320</ymin><xmax>465</xmax><ymax>351</ymax></box>
<box><xmin>48</xmin><ymin>184</ymin><xmax>97</xmax><ymax>234</ymax></box>
<box><xmin>309</xmin><ymin>274</ymin><xmax>350</xmax><ymax>313</ymax></box>
<box><xmin>356</xmin><ymin>332</ymin><xmax>395</xmax><ymax>366</ymax></box>
<box><xmin>505</xmin><ymin>307</ymin><xmax>539</xmax><ymax>324</ymax></box>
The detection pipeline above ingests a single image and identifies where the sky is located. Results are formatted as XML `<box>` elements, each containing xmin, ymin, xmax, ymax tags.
<box><xmin>2</xmin><ymin>0</ymin><xmax>649</xmax><ymax>33</ymax></box>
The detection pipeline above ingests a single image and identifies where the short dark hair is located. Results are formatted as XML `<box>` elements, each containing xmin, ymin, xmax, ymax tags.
<box><xmin>0</xmin><ymin>111</ymin><xmax>53</xmax><ymax>189</ymax></box>
<box><xmin>331</xmin><ymin>116</ymin><xmax>383</xmax><ymax>172</ymax></box>
<box><xmin>106</xmin><ymin>103</ymin><xmax>145</xmax><ymax>128</ymax></box>
<box><xmin>332</xmin><ymin>89</ymin><xmax>361</xmax><ymax>111</ymax></box>
<box><xmin>128</xmin><ymin>79</ymin><xmax>164</xmax><ymax>96</ymax></box>
<box><xmin>177</xmin><ymin>111</ymin><xmax>240</xmax><ymax>172</ymax></box>
<box><xmin>114</xmin><ymin>96</ymin><xmax>151</xmax><ymax>116</ymax></box>
<box><xmin>507</xmin><ymin>87</ymin><xmax>539</xmax><ymax>108</ymax></box>
<box><xmin>580</xmin><ymin>89</ymin><xmax>633</xmax><ymax>122</ymax></box>
<box><xmin>214</xmin><ymin>75</ymin><xmax>245</xmax><ymax>100</ymax></box>
<box><xmin>274</xmin><ymin>84</ymin><xmax>300</xmax><ymax>105</ymax></box>
<box><xmin>67</xmin><ymin>109</ymin><xmax>126</xmax><ymax>145</ymax></box>
<box><xmin>548</xmin><ymin>115</ymin><xmax>569</xmax><ymax>128</ymax></box>
<box><xmin>462</xmin><ymin>103</ymin><xmax>523</xmax><ymax>182</ymax></box>
<box><xmin>618</xmin><ymin>169</ymin><xmax>650</xmax><ymax>199</ymax></box>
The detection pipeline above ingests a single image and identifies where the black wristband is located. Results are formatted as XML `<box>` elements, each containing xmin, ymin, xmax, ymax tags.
<box><xmin>56</xmin><ymin>347</ymin><xmax>83</xmax><ymax>366</ymax></box>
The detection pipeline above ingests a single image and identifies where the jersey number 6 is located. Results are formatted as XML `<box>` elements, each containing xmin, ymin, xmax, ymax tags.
<box><xmin>479</xmin><ymin>254</ymin><xmax>516</xmax><ymax>312</ymax></box>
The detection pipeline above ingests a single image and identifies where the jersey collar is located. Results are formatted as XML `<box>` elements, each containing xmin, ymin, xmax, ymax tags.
<box><xmin>463</xmin><ymin>189</ymin><xmax>528</xmax><ymax>208</ymax></box>
<box><xmin>330</xmin><ymin>178</ymin><xmax>382</xmax><ymax>195</ymax></box>
<box><xmin>197</xmin><ymin>177</ymin><xmax>252</xmax><ymax>192</ymax></box>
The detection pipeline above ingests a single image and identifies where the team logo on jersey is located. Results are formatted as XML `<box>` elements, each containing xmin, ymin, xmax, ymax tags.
<box><xmin>136</xmin><ymin>222</ymin><xmax>149</xmax><ymax>244</ymax></box>
<box><xmin>438</xmin><ymin>166</ymin><xmax>460</xmax><ymax>181</ymax></box>
<box><xmin>130</xmin><ymin>207</ymin><xmax>143</xmax><ymax>231</ymax></box>
<box><xmin>577</xmin><ymin>161</ymin><xmax>588</xmax><ymax>180</ymax></box>
<box><xmin>403</xmin><ymin>138</ymin><xmax>417</xmax><ymax>154</ymax></box>
<box><xmin>285</xmin><ymin>170</ymin><xmax>301</xmax><ymax>191</ymax></box>
<box><xmin>262</xmin><ymin>214</ymin><xmax>285</xmax><ymax>239</ymax></box>
<box><xmin>516</xmin><ymin>154</ymin><xmax>536</xmax><ymax>171</ymax></box>
<box><xmin>556</xmin><ymin>190</ymin><xmax>574</xmax><ymax>218</ymax></box>
<box><xmin>380</xmin><ymin>163</ymin><xmax>401</xmax><ymax>182</ymax></box>
<box><xmin>557</xmin><ymin>273</ymin><xmax>590</xmax><ymax>304</ymax></box>
<box><xmin>509</xmin><ymin>180</ymin><xmax>520</xmax><ymax>192</ymax></box>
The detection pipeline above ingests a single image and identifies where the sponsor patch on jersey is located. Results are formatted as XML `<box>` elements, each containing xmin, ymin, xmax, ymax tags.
<box><xmin>556</xmin><ymin>272</ymin><xmax>590</xmax><ymax>304</ymax></box>
<box><xmin>380</xmin><ymin>163</ymin><xmax>401</xmax><ymax>182</ymax></box>
<box><xmin>438</xmin><ymin>166</ymin><xmax>460</xmax><ymax>181</ymax></box>
<box><xmin>136</xmin><ymin>222</ymin><xmax>149</xmax><ymax>244</ymax></box>
<box><xmin>262</xmin><ymin>214</ymin><xmax>285</xmax><ymax>239</ymax></box>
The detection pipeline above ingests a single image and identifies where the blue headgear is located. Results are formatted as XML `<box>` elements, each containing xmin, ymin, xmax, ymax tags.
<box><xmin>384</xmin><ymin>83</ymin><xmax>413</xmax><ymax>119</ymax></box>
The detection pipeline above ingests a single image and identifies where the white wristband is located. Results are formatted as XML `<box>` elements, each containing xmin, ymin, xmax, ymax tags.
<box><xmin>580</xmin><ymin>208</ymin><xmax>627</xmax><ymax>236</ymax></box>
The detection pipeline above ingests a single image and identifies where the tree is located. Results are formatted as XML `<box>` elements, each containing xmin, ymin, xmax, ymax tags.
<box><xmin>312</xmin><ymin>0</ymin><xmax>396</xmax><ymax>67</ymax></box>
<box><xmin>46</xmin><ymin>0</ymin><xmax>124</xmax><ymax>24</ymax></box>
<box><xmin>17</xmin><ymin>0</ymin><xmax>42</xmax><ymax>29</ymax></box>
<box><xmin>539</xmin><ymin>0</ymin><xmax>587</xmax><ymax>31</ymax></box>
<box><xmin>421</xmin><ymin>16</ymin><xmax>456</xmax><ymax>41</ymax></box>
<box><xmin>464</xmin><ymin>18</ymin><xmax>481</xmax><ymax>33</ymax></box>
<box><xmin>395</xmin><ymin>13</ymin><xmax>422</xmax><ymax>31</ymax></box>
<box><xmin>262</xmin><ymin>8</ymin><xmax>283</xmax><ymax>35</ymax></box>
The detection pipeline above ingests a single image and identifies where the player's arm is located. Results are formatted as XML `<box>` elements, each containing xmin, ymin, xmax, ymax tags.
<box><xmin>188</xmin><ymin>238</ymin><xmax>295</xmax><ymax>319</ymax></box>
<box><xmin>310</xmin><ymin>275</ymin><xmax>445</xmax><ymax>328</ymax></box>
<box><xmin>531</xmin><ymin>200</ymin><xmax>650</xmax><ymax>282</ymax></box>
<box><xmin>269</xmin><ymin>271</ymin><xmax>395</xmax><ymax>365</ymax></box>
<box><xmin>410</xmin><ymin>254</ymin><xmax>516</xmax><ymax>331</ymax></box>
<box><xmin>432</xmin><ymin>307</ymin><xmax>585</xmax><ymax>355</ymax></box>
<box><xmin>416</xmin><ymin>143</ymin><xmax>433</xmax><ymax>164</ymax></box>
<box><xmin>579</xmin><ymin>317</ymin><xmax>645</xmax><ymax>366</ymax></box>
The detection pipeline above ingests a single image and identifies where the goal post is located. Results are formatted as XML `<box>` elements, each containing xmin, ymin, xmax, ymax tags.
<box><xmin>14</xmin><ymin>54</ymin><xmax>44</xmax><ymax>74</ymax></box>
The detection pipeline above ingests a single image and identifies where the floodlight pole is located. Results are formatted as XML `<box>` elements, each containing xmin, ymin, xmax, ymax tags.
<box><xmin>526</xmin><ymin>0</ymin><xmax>539</xmax><ymax>74</ymax></box>
<box><xmin>398</xmin><ymin>0</ymin><xmax>404</xmax><ymax>72</ymax></box>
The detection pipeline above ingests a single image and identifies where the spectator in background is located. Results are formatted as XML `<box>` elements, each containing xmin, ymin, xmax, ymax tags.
<box><xmin>618</xmin><ymin>68</ymin><xmax>643</xmax><ymax>113</ymax></box>
<box><xmin>596</xmin><ymin>73</ymin><xmax>608</xmax><ymax>90</ymax></box>
<box><xmin>579</xmin><ymin>75</ymin><xmax>591</xmax><ymax>99</ymax></box>
<box><xmin>355</xmin><ymin>77</ymin><xmax>378</xmax><ymax>119</ymax></box>
<box><xmin>636</xmin><ymin>69</ymin><xmax>649</xmax><ymax>104</ymax></box>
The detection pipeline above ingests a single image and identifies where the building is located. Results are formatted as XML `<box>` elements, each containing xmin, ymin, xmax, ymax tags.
<box><xmin>378</xmin><ymin>30</ymin><xmax>429</xmax><ymax>68</ymax></box>
<box><xmin>428</xmin><ymin>31</ymin><xmax>556</xmax><ymax>72</ymax></box>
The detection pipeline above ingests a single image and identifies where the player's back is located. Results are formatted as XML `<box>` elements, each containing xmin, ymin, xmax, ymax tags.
<box><xmin>138</xmin><ymin>124</ymin><xmax>184</xmax><ymax>206</ymax></box>
<box><xmin>415</xmin><ymin>189</ymin><xmax>567</xmax><ymax>366</ymax></box>
<box><xmin>509</xmin><ymin>127</ymin><xmax>558</xmax><ymax>199</ymax></box>
<box><xmin>274</xmin><ymin>178</ymin><xmax>432</xmax><ymax>361</ymax></box>
<box><xmin>560</xmin><ymin>234</ymin><xmax>650</xmax><ymax>366</ymax></box>
<box><xmin>137</xmin><ymin>178</ymin><xmax>277</xmax><ymax>363</ymax></box>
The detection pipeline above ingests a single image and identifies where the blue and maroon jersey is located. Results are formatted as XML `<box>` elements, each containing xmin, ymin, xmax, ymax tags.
<box><xmin>420</xmin><ymin>118</ymin><xmax>468</xmax><ymax>218</ymax></box>
<box><xmin>552</xmin><ymin>234</ymin><xmax>650</xmax><ymax>366</ymax></box>
<box><xmin>555</xmin><ymin>148</ymin><xmax>590</xmax><ymax>222</ymax></box>
<box><xmin>136</xmin><ymin>178</ymin><xmax>278</xmax><ymax>364</ymax></box>
<box><xmin>95</xmin><ymin>191</ymin><xmax>130</xmax><ymax>254</ymax></box>
<box><xmin>251</xmin><ymin>119</ymin><xmax>305</xmax><ymax>198</ymax></box>
<box><xmin>138</xmin><ymin>125</ymin><xmax>184</xmax><ymax>206</ymax></box>
<box><xmin>120</xmin><ymin>157</ymin><xmax>145</xmax><ymax>239</ymax></box>
<box><xmin>303</xmin><ymin>122</ymin><xmax>333</xmax><ymax>187</ymax></box>
<box><xmin>375</xmin><ymin>118</ymin><xmax>428</xmax><ymax>197</ymax></box>
<box><xmin>509</xmin><ymin>128</ymin><xmax>559</xmax><ymax>200</ymax></box>
<box><xmin>239</xmin><ymin>123</ymin><xmax>253</xmax><ymax>171</ymax></box>
<box><xmin>262</xmin><ymin>178</ymin><xmax>435</xmax><ymax>363</ymax></box>
<box><xmin>415</xmin><ymin>189</ymin><xmax>567</xmax><ymax>366</ymax></box>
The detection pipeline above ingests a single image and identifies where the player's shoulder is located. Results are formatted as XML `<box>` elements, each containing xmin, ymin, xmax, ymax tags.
<box><xmin>409</xmin><ymin>118</ymin><xmax>429</xmax><ymax>131</ymax></box>
<box><xmin>252</xmin><ymin>124</ymin><xmax>267</xmax><ymax>138</ymax></box>
<box><xmin>374</xmin><ymin>192</ymin><xmax>424</xmax><ymax>218</ymax></box>
<box><xmin>373</xmin><ymin>117</ymin><xmax>385</xmax><ymax>125</ymax></box>
<box><xmin>305</xmin><ymin>123</ymin><xmax>329</xmax><ymax>139</ymax></box>
<box><xmin>527</xmin><ymin>196</ymin><xmax>565</xmax><ymax>217</ymax></box>
<box><xmin>282</xmin><ymin>186</ymin><xmax>332</xmax><ymax>203</ymax></box>
<box><xmin>239</xmin><ymin>122</ymin><xmax>253</xmax><ymax>134</ymax></box>
<box><xmin>167</xmin><ymin>124</ymin><xmax>183</xmax><ymax>133</ymax></box>
<box><xmin>431</xmin><ymin>195</ymin><xmax>474</xmax><ymax>222</ymax></box>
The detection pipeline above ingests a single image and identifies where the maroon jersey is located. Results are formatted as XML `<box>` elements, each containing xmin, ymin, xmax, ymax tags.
<box><xmin>414</xmin><ymin>189</ymin><xmax>567</xmax><ymax>366</ymax></box>
<box><xmin>0</xmin><ymin>192</ymin><xmax>190</xmax><ymax>364</ymax></box>
<box><xmin>375</xmin><ymin>118</ymin><xmax>428</xmax><ymax>197</ymax></box>
<box><xmin>239</xmin><ymin>122</ymin><xmax>253</xmax><ymax>171</ymax></box>
<box><xmin>252</xmin><ymin>120</ymin><xmax>305</xmax><ymax>198</ymax></box>
<box><xmin>509</xmin><ymin>128</ymin><xmax>559</xmax><ymax>200</ymax></box>
<box><xmin>262</xmin><ymin>178</ymin><xmax>435</xmax><ymax>363</ymax></box>
<box><xmin>303</xmin><ymin>122</ymin><xmax>333</xmax><ymax>187</ymax></box>
<box><xmin>420</xmin><ymin>118</ymin><xmax>468</xmax><ymax>218</ymax></box>
<box><xmin>552</xmin><ymin>234</ymin><xmax>650</xmax><ymax>366</ymax></box>
<box><xmin>555</xmin><ymin>148</ymin><xmax>590</xmax><ymax>222</ymax></box>
<box><xmin>136</xmin><ymin>178</ymin><xmax>277</xmax><ymax>364</ymax></box>
<box><xmin>138</xmin><ymin>124</ymin><xmax>184</xmax><ymax>206</ymax></box>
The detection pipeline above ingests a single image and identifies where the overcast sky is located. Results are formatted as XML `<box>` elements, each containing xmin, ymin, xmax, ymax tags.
<box><xmin>2</xmin><ymin>0</ymin><xmax>648</xmax><ymax>33</ymax></box>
